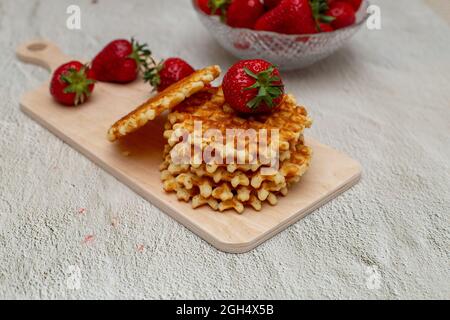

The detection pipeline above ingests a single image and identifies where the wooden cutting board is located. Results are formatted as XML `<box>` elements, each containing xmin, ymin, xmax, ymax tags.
<box><xmin>16</xmin><ymin>39</ymin><xmax>362</xmax><ymax>253</ymax></box>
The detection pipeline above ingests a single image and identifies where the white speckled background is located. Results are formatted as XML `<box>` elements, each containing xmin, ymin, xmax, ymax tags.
<box><xmin>0</xmin><ymin>0</ymin><xmax>449</xmax><ymax>299</ymax></box>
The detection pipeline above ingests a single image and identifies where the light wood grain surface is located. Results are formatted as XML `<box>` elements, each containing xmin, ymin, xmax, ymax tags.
<box><xmin>425</xmin><ymin>0</ymin><xmax>450</xmax><ymax>23</ymax></box>
<box><xmin>17</xmin><ymin>40</ymin><xmax>362</xmax><ymax>253</ymax></box>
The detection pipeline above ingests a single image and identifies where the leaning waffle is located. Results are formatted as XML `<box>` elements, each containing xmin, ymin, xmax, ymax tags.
<box><xmin>107</xmin><ymin>65</ymin><xmax>221</xmax><ymax>142</ymax></box>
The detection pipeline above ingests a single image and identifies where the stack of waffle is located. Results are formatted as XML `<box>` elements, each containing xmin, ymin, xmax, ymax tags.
<box><xmin>160</xmin><ymin>85</ymin><xmax>312</xmax><ymax>213</ymax></box>
<box><xmin>108</xmin><ymin>66</ymin><xmax>313</xmax><ymax>214</ymax></box>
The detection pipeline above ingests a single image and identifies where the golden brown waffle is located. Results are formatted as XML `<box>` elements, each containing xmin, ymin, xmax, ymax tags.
<box><xmin>161</xmin><ymin>136</ymin><xmax>306</xmax><ymax>177</ymax></box>
<box><xmin>160</xmin><ymin>139</ymin><xmax>311</xmax><ymax>186</ymax></box>
<box><xmin>166</xmin><ymin>87</ymin><xmax>312</xmax><ymax>153</ymax></box>
<box><xmin>160</xmin><ymin>143</ymin><xmax>312</xmax><ymax>213</ymax></box>
<box><xmin>107</xmin><ymin>65</ymin><xmax>221</xmax><ymax>142</ymax></box>
<box><xmin>162</xmin><ymin>147</ymin><xmax>312</xmax><ymax>187</ymax></box>
<box><xmin>162</xmin><ymin>172</ymin><xmax>278</xmax><ymax>214</ymax></box>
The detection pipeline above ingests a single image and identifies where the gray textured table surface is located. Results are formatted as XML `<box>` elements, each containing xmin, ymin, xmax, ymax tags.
<box><xmin>0</xmin><ymin>0</ymin><xmax>449</xmax><ymax>299</ymax></box>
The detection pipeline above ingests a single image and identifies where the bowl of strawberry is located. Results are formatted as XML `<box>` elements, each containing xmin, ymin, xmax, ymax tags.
<box><xmin>194</xmin><ymin>0</ymin><xmax>370</xmax><ymax>70</ymax></box>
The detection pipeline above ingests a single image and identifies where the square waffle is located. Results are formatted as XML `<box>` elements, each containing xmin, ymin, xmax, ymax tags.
<box><xmin>107</xmin><ymin>65</ymin><xmax>221</xmax><ymax>142</ymax></box>
<box><xmin>165</xmin><ymin>87</ymin><xmax>312</xmax><ymax>155</ymax></box>
<box><xmin>160</xmin><ymin>142</ymin><xmax>312</xmax><ymax>213</ymax></box>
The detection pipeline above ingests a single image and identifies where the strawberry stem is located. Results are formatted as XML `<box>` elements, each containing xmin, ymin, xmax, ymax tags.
<box><xmin>243</xmin><ymin>66</ymin><xmax>283</xmax><ymax>110</ymax></box>
<box><xmin>128</xmin><ymin>38</ymin><xmax>163</xmax><ymax>91</ymax></box>
<box><xmin>208</xmin><ymin>0</ymin><xmax>231</xmax><ymax>21</ymax></box>
<box><xmin>143</xmin><ymin>61</ymin><xmax>164</xmax><ymax>90</ymax></box>
<box><xmin>310</xmin><ymin>0</ymin><xmax>335</xmax><ymax>31</ymax></box>
<box><xmin>129</xmin><ymin>38</ymin><xmax>156</xmax><ymax>74</ymax></box>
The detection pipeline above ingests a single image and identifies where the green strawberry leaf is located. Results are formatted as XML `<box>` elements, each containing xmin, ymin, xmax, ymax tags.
<box><xmin>243</xmin><ymin>66</ymin><xmax>284</xmax><ymax>110</ymax></box>
<box><xmin>60</xmin><ymin>66</ymin><xmax>95</xmax><ymax>106</ymax></box>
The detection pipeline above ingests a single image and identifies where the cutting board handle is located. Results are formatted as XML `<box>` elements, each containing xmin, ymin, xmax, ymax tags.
<box><xmin>16</xmin><ymin>39</ymin><xmax>73</xmax><ymax>73</ymax></box>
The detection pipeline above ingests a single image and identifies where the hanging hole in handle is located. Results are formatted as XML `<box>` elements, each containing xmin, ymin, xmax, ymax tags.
<box><xmin>27</xmin><ymin>43</ymin><xmax>47</xmax><ymax>51</ymax></box>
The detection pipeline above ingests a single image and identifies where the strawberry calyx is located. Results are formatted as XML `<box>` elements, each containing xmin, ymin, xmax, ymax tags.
<box><xmin>60</xmin><ymin>66</ymin><xmax>95</xmax><ymax>106</ymax></box>
<box><xmin>143</xmin><ymin>60</ymin><xmax>164</xmax><ymax>90</ymax></box>
<box><xmin>209</xmin><ymin>0</ymin><xmax>231</xmax><ymax>20</ymax></box>
<box><xmin>129</xmin><ymin>38</ymin><xmax>164</xmax><ymax>90</ymax></box>
<box><xmin>310</xmin><ymin>0</ymin><xmax>335</xmax><ymax>31</ymax></box>
<box><xmin>243</xmin><ymin>66</ymin><xmax>283</xmax><ymax>109</ymax></box>
<box><xmin>129</xmin><ymin>38</ymin><xmax>156</xmax><ymax>75</ymax></box>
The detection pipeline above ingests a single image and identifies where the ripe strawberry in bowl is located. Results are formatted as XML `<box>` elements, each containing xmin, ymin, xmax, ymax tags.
<box><xmin>197</xmin><ymin>0</ymin><xmax>232</xmax><ymax>17</ymax></box>
<box><xmin>318</xmin><ymin>23</ymin><xmax>334</xmax><ymax>32</ymax></box>
<box><xmin>196</xmin><ymin>0</ymin><xmax>214</xmax><ymax>14</ymax></box>
<box><xmin>328</xmin><ymin>0</ymin><xmax>362</xmax><ymax>11</ymax></box>
<box><xmin>326</xmin><ymin>1</ymin><xmax>356</xmax><ymax>30</ymax></box>
<box><xmin>264</xmin><ymin>0</ymin><xmax>282</xmax><ymax>10</ymax></box>
<box><xmin>227</xmin><ymin>0</ymin><xmax>265</xmax><ymax>29</ymax></box>
<box><xmin>222</xmin><ymin>59</ymin><xmax>284</xmax><ymax>114</ymax></box>
<box><xmin>193</xmin><ymin>0</ymin><xmax>370</xmax><ymax>70</ymax></box>
<box><xmin>255</xmin><ymin>0</ymin><xmax>319</xmax><ymax>35</ymax></box>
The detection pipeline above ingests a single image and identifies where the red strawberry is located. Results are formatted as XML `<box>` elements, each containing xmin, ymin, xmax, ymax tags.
<box><xmin>326</xmin><ymin>1</ymin><xmax>355</xmax><ymax>29</ymax></box>
<box><xmin>226</xmin><ymin>0</ymin><xmax>265</xmax><ymax>29</ymax></box>
<box><xmin>254</xmin><ymin>0</ymin><xmax>318</xmax><ymax>35</ymax></box>
<box><xmin>50</xmin><ymin>61</ymin><xmax>95</xmax><ymax>106</ymax></box>
<box><xmin>222</xmin><ymin>59</ymin><xmax>284</xmax><ymax>114</ymax></box>
<box><xmin>209</xmin><ymin>0</ymin><xmax>232</xmax><ymax>18</ymax></box>
<box><xmin>144</xmin><ymin>58</ymin><xmax>195</xmax><ymax>92</ymax></box>
<box><xmin>264</xmin><ymin>0</ymin><xmax>282</xmax><ymax>9</ymax></box>
<box><xmin>197</xmin><ymin>0</ymin><xmax>213</xmax><ymax>14</ymax></box>
<box><xmin>91</xmin><ymin>38</ymin><xmax>152</xmax><ymax>83</ymax></box>
<box><xmin>347</xmin><ymin>0</ymin><xmax>362</xmax><ymax>11</ymax></box>
<box><xmin>327</xmin><ymin>0</ymin><xmax>361</xmax><ymax>11</ymax></box>
<box><xmin>318</xmin><ymin>22</ymin><xmax>334</xmax><ymax>32</ymax></box>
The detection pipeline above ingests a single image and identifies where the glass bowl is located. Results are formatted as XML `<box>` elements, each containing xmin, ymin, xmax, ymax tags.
<box><xmin>193</xmin><ymin>0</ymin><xmax>370</xmax><ymax>70</ymax></box>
